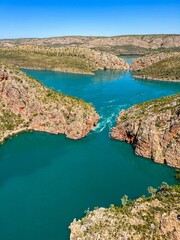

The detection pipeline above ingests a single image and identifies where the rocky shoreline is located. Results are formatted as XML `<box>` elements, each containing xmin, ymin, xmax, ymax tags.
<box><xmin>111</xmin><ymin>94</ymin><xmax>180</xmax><ymax>168</ymax></box>
<box><xmin>0</xmin><ymin>63</ymin><xmax>100</xmax><ymax>144</ymax></box>
<box><xmin>130</xmin><ymin>52</ymin><xmax>179</xmax><ymax>71</ymax></box>
<box><xmin>133</xmin><ymin>74</ymin><xmax>180</xmax><ymax>82</ymax></box>
<box><xmin>130</xmin><ymin>52</ymin><xmax>180</xmax><ymax>81</ymax></box>
<box><xmin>21</xmin><ymin>66</ymin><xmax>95</xmax><ymax>75</ymax></box>
<box><xmin>69</xmin><ymin>185</ymin><xmax>180</xmax><ymax>240</ymax></box>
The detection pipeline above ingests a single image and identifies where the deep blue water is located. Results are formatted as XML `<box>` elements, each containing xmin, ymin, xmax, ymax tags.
<box><xmin>0</xmin><ymin>61</ymin><xmax>180</xmax><ymax>240</ymax></box>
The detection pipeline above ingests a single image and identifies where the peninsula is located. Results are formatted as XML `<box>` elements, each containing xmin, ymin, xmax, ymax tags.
<box><xmin>111</xmin><ymin>94</ymin><xmax>180</xmax><ymax>168</ymax></box>
<box><xmin>0</xmin><ymin>63</ymin><xmax>100</xmax><ymax>143</ymax></box>
<box><xmin>130</xmin><ymin>52</ymin><xmax>180</xmax><ymax>81</ymax></box>
<box><xmin>0</xmin><ymin>46</ymin><xmax>128</xmax><ymax>74</ymax></box>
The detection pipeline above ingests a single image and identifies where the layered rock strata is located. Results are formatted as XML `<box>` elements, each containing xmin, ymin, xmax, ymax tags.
<box><xmin>0</xmin><ymin>63</ymin><xmax>100</xmax><ymax>143</ymax></box>
<box><xmin>111</xmin><ymin>94</ymin><xmax>180</xmax><ymax>168</ymax></box>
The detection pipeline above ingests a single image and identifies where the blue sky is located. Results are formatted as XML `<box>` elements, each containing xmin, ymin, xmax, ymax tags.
<box><xmin>0</xmin><ymin>0</ymin><xmax>179</xmax><ymax>39</ymax></box>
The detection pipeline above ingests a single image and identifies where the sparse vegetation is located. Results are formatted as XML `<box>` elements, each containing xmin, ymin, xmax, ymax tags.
<box><xmin>0</xmin><ymin>34</ymin><xmax>179</xmax><ymax>55</ymax></box>
<box><xmin>0</xmin><ymin>62</ymin><xmax>99</xmax><ymax>143</ymax></box>
<box><xmin>175</xmin><ymin>169</ymin><xmax>180</xmax><ymax>180</ymax></box>
<box><xmin>0</xmin><ymin>46</ymin><xmax>128</xmax><ymax>74</ymax></box>
<box><xmin>134</xmin><ymin>56</ymin><xmax>180</xmax><ymax>81</ymax></box>
<box><xmin>111</xmin><ymin>93</ymin><xmax>180</xmax><ymax>168</ymax></box>
<box><xmin>117</xmin><ymin>93</ymin><xmax>180</xmax><ymax>123</ymax></box>
<box><xmin>70</xmin><ymin>184</ymin><xmax>180</xmax><ymax>240</ymax></box>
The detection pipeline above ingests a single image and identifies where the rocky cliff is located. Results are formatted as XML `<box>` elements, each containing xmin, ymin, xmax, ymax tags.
<box><xmin>130</xmin><ymin>52</ymin><xmax>180</xmax><ymax>81</ymax></box>
<box><xmin>70</xmin><ymin>184</ymin><xmax>180</xmax><ymax>240</ymax></box>
<box><xmin>0</xmin><ymin>46</ymin><xmax>129</xmax><ymax>74</ymax></box>
<box><xmin>0</xmin><ymin>34</ymin><xmax>180</xmax><ymax>55</ymax></box>
<box><xmin>130</xmin><ymin>52</ymin><xmax>180</xmax><ymax>71</ymax></box>
<box><xmin>0</xmin><ymin>63</ymin><xmax>100</xmax><ymax>143</ymax></box>
<box><xmin>111</xmin><ymin>94</ymin><xmax>180</xmax><ymax>168</ymax></box>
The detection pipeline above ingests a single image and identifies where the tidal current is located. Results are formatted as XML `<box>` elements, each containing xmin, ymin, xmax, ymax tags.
<box><xmin>0</xmin><ymin>57</ymin><xmax>179</xmax><ymax>240</ymax></box>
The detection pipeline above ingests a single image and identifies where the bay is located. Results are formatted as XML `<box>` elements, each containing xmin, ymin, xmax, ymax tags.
<box><xmin>0</xmin><ymin>58</ymin><xmax>179</xmax><ymax>240</ymax></box>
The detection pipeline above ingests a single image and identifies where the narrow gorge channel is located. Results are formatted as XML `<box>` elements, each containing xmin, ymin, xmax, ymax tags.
<box><xmin>0</xmin><ymin>56</ymin><xmax>179</xmax><ymax>240</ymax></box>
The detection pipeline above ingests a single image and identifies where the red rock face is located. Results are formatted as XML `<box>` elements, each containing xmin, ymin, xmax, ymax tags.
<box><xmin>0</xmin><ymin>64</ymin><xmax>100</xmax><ymax>143</ymax></box>
<box><xmin>111</xmin><ymin>96</ymin><xmax>180</xmax><ymax>168</ymax></box>
<box><xmin>130</xmin><ymin>52</ymin><xmax>180</xmax><ymax>71</ymax></box>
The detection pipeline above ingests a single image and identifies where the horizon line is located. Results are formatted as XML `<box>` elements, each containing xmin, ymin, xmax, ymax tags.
<box><xmin>0</xmin><ymin>33</ymin><xmax>180</xmax><ymax>41</ymax></box>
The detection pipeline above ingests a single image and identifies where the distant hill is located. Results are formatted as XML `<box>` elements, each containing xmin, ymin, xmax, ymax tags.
<box><xmin>0</xmin><ymin>34</ymin><xmax>180</xmax><ymax>55</ymax></box>
<box><xmin>130</xmin><ymin>52</ymin><xmax>180</xmax><ymax>81</ymax></box>
<box><xmin>0</xmin><ymin>46</ymin><xmax>128</xmax><ymax>74</ymax></box>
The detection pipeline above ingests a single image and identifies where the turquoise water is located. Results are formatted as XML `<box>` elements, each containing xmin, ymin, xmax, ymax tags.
<box><xmin>0</xmin><ymin>64</ymin><xmax>180</xmax><ymax>240</ymax></box>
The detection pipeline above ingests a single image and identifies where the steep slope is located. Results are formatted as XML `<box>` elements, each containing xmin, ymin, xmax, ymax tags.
<box><xmin>70</xmin><ymin>184</ymin><xmax>180</xmax><ymax>240</ymax></box>
<box><xmin>130</xmin><ymin>52</ymin><xmax>180</xmax><ymax>71</ymax></box>
<box><xmin>133</xmin><ymin>55</ymin><xmax>180</xmax><ymax>81</ymax></box>
<box><xmin>111</xmin><ymin>94</ymin><xmax>180</xmax><ymax>168</ymax></box>
<box><xmin>0</xmin><ymin>34</ymin><xmax>179</xmax><ymax>54</ymax></box>
<box><xmin>0</xmin><ymin>46</ymin><xmax>129</xmax><ymax>74</ymax></box>
<box><xmin>0</xmin><ymin>63</ymin><xmax>100</xmax><ymax>143</ymax></box>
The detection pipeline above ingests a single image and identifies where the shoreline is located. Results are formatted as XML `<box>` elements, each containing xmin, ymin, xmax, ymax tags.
<box><xmin>0</xmin><ymin>127</ymin><xmax>29</xmax><ymax>145</ymax></box>
<box><xmin>0</xmin><ymin>128</ymin><xmax>79</xmax><ymax>145</ymax></box>
<box><xmin>20</xmin><ymin>66</ymin><xmax>95</xmax><ymax>75</ymax></box>
<box><xmin>133</xmin><ymin>74</ymin><xmax>180</xmax><ymax>82</ymax></box>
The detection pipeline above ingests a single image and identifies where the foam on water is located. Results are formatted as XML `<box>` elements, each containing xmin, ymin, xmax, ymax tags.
<box><xmin>93</xmin><ymin>104</ymin><xmax>127</xmax><ymax>133</ymax></box>
<box><xmin>0</xmin><ymin>64</ymin><xmax>180</xmax><ymax>240</ymax></box>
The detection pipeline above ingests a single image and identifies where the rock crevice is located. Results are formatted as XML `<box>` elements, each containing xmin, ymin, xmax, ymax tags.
<box><xmin>111</xmin><ymin>94</ymin><xmax>180</xmax><ymax>168</ymax></box>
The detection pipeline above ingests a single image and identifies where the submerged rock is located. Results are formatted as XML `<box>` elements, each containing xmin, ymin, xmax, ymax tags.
<box><xmin>111</xmin><ymin>94</ymin><xmax>180</xmax><ymax>168</ymax></box>
<box><xmin>0</xmin><ymin>63</ymin><xmax>100</xmax><ymax>143</ymax></box>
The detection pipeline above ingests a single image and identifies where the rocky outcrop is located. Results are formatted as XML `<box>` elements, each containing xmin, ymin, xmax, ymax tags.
<box><xmin>0</xmin><ymin>35</ymin><xmax>180</xmax><ymax>54</ymax></box>
<box><xmin>0</xmin><ymin>63</ymin><xmax>100</xmax><ymax>143</ymax></box>
<box><xmin>0</xmin><ymin>46</ymin><xmax>129</xmax><ymax>74</ymax></box>
<box><xmin>130</xmin><ymin>52</ymin><xmax>180</xmax><ymax>71</ymax></box>
<box><xmin>131</xmin><ymin>53</ymin><xmax>180</xmax><ymax>81</ymax></box>
<box><xmin>70</xmin><ymin>184</ymin><xmax>180</xmax><ymax>240</ymax></box>
<box><xmin>111</xmin><ymin>94</ymin><xmax>180</xmax><ymax>168</ymax></box>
